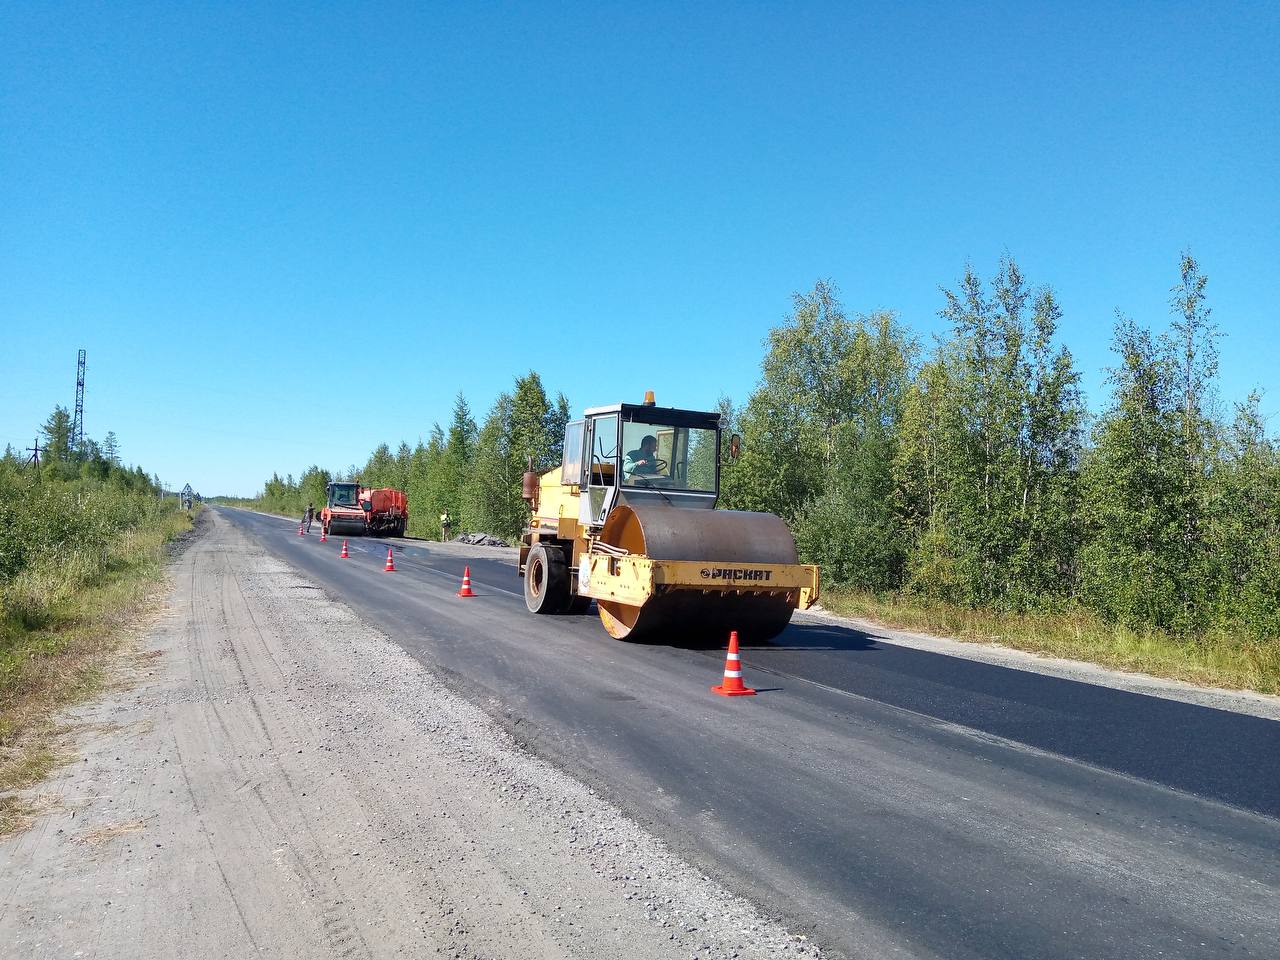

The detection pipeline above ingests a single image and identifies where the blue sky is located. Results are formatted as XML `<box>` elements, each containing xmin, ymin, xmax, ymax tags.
<box><xmin>2</xmin><ymin>2</ymin><xmax>1276</xmax><ymax>496</ymax></box>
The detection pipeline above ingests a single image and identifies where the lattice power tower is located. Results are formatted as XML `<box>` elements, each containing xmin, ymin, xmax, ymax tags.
<box><xmin>72</xmin><ymin>349</ymin><xmax>86</xmax><ymax>454</ymax></box>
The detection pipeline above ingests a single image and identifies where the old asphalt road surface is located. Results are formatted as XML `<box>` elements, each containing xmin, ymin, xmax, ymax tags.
<box><xmin>6</xmin><ymin>507</ymin><xmax>1279</xmax><ymax>959</ymax></box>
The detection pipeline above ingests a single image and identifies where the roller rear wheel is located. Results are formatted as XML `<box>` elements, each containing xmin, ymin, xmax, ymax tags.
<box><xmin>524</xmin><ymin>543</ymin><xmax>569</xmax><ymax>614</ymax></box>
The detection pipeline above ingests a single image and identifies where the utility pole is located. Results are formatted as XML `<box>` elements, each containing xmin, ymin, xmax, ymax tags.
<box><xmin>72</xmin><ymin>349</ymin><xmax>86</xmax><ymax>456</ymax></box>
<box><xmin>25</xmin><ymin>436</ymin><xmax>44</xmax><ymax>477</ymax></box>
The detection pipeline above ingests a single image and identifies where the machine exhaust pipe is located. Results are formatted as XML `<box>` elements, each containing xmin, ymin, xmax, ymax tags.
<box><xmin>521</xmin><ymin>456</ymin><xmax>540</xmax><ymax>510</ymax></box>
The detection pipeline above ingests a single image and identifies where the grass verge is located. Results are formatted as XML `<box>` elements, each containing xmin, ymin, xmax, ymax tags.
<box><xmin>0</xmin><ymin>508</ymin><xmax>197</xmax><ymax>835</ymax></box>
<box><xmin>822</xmin><ymin>589</ymin><xmax>1280</xmax><ymax>696</ymax></box>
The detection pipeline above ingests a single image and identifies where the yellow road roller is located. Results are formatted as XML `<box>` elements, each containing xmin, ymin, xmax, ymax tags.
<box><xmin>519</xmin><ymin>393</ymin><xmax>819</xmax><ymax>641</ymax></box>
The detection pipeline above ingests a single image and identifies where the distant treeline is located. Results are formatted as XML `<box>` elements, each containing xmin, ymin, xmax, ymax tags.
<box><xmin>227</xmin><ymin>372</ymin><xmax>570</xmax><ymax>545</ymax></box>
<box><xmin>242</xmin><ymin>252</ymin><xmax>1278</xmax><ymax>642</ymax></box>
<box><xmin>2</xmin><ymin>407</ymin><xmax>157</xmax><ymax>493</ymax></box>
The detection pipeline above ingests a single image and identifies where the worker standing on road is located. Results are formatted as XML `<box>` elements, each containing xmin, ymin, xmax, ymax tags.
<box><xmin>440</xmin><ymin>511</ymin><xmax>452</xmax><ymax>542</ymax></box>
<box><xmin>304</xmin><ymin>502</ymin><xmax>315</xmax><ymax>533</ymax></box>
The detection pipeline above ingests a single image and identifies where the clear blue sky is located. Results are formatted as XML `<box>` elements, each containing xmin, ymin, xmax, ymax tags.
<box><xmin>2</xmin><ymin>2</ymin><xmax>1276</xmax><ymax>496</ymax></box>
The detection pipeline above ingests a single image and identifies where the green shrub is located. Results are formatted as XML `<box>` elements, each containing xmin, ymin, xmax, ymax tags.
<box><xmin>0</xmin><ymin>469</ymin><xmax>180</xmax><ymax>643</ymax></box>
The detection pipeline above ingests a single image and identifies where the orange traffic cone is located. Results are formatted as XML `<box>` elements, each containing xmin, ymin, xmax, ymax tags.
<box><xmin>711</xmin><ymin>631</ymin><xmax>756</xmax><ymax>697</ymax></box>
<box><xmin>456</xmin><ymin>566</ymin><xmax>476</xmax><ymax>598</ymax></box>
<box><xmin>383</xmin><ymin>548</ymin><xmax>396</xmax><ymax>572</ymax></box>
<box><xmin>298</xmin><ymin>523</ymin><xmax>305</xmax><ymax>536</ymax></box>
<box><xmin>319</xmin><ymin>528</ymin><xmax>328</xmax><ymax>543</ymax></box>
<box><xmin>339</xmin><ymin>539</ymin><xmax>350</xmax><ymax>559</ymax></box>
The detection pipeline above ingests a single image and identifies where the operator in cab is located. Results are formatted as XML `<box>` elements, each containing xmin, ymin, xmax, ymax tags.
<box><xmin>624</xmin><ymin>435</ymin><xmax>662</xmax><ymax>478</ymax></box>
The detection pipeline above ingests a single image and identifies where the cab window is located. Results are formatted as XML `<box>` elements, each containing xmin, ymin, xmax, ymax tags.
<box><xmin>587</xmin><ymin>415</ymin><xmax>618</xmax><ymax>487</ymax></box>
<box><xmin>561</xmin><ymin>420</ymin><xmax>585</xmax><ymax>485</ymax></box>
<box><xmin>621</xmin><ymin>421</ymin><xmax>716</xmax><ymax>493</ymax></box>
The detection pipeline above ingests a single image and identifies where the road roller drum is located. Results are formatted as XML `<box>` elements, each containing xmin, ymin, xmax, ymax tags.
<box><xmin>593</xmin><ymin>504</ymin><xmax>806</xmax><ymax>642</ymax></box>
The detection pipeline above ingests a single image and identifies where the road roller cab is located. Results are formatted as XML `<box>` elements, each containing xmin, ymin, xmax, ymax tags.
<box><xmin>322</xmin><ymin>481</ymin><xmax>369</xmax><ymax>537</ymax></box>
<box><xmin>520</xmin><ymin>393</ymin><xmax>820</xmax><ymax>643</ymax></box>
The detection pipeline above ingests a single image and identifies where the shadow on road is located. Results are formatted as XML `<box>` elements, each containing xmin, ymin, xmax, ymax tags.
<box><xmin>634</xmin><ymin>621</ymin><xmax>884</xmax><ymax>653</ymax></box>
<box><xmin>750</xmin><ymin>623</ymin><xmax>883</xmax><ymax>653</ymax></box>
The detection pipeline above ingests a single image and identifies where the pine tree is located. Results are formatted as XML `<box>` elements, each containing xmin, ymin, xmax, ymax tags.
<box><xmin>405</xmin><ymin>438</ymin><xmax>436</xmax><ymax>538</ymax></box>
<box><xmin>510</xmin><ymin>372</ymin><xmax>555</xmax><ymax>472</ymax></box>
<box><xmin>434</xmin><ymin>395</ymin><xmax>478</xmax><ymax>531</ymax></box>
<box><xmin>395</xmin><ymin>442</ymin><xmax>413</xmax><ymax>490</ymax></box>
<box><xmin>362</xmin><ymin>443</ymin><xmax>397</xmax><ymax>488</ymax></box>
<box><xmin>463</xmin><ymin>392</ymin><xmax>523</xmax><ymax>538</ymax></box>
<box><xmin>446</xmin><ymin>393</ymin><xmax>477</xmax><ymax>462</ymax></box>
<box><xmin>40</xmin><ymin>406</ymin><xmax>72</xmax><ymax>463</ymax></box>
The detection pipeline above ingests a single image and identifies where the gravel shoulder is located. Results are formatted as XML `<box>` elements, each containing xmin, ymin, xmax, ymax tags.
<box><xmin>0</xmin><ymin>510</ymin><xmax>825</xmax><ymax>960</ymax></box>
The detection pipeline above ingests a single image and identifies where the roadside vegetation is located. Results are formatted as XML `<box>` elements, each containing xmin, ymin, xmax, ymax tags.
<box><xmin>825</xmin><ymin>591</ymin><xmax>1280</xmax><ymax>695</ymax></box>
<box><xmin>0</xmin><ymin>421</ymin><xmax>192</xmax><ymax>833</ymax></box>
<box><xmin>234</xmin><ymin>252</ymin><xmax>1279</xmax><ymax>693</ymax></box>
<box><xmin>726</xmin><ymin>253</ymin><xmax>1280</xmax><ymax>693</ymax></box>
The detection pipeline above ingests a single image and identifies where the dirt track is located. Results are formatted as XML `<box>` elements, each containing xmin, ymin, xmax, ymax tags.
<box><xmin>0</xmin><ymin>511</ymin><xmax>824</xmax><ymax>959</ymax></box>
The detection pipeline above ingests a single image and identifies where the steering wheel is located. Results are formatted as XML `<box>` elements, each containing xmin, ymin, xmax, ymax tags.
<box><xmin>626</xmin><ymin>458</ymin><xmax>667</xmax><ymax>477</ymax></box>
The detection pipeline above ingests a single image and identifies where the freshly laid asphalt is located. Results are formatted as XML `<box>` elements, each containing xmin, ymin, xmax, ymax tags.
<box><xmin>219</xmin><ymin>507</ymin><xmax>1280</xmax><ymax>960</ymax></box>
